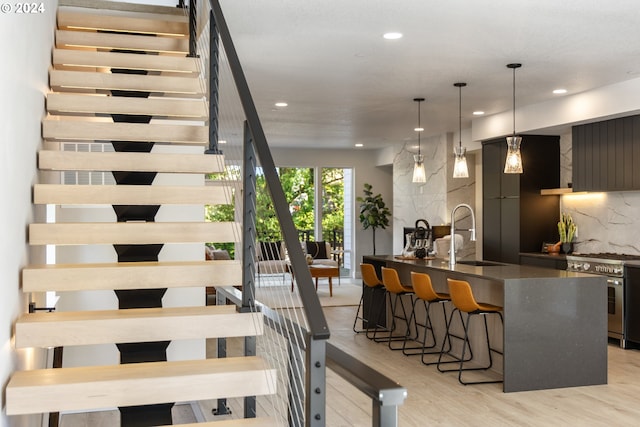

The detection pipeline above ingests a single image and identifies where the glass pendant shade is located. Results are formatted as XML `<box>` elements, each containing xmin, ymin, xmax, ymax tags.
<box><xmin>412</xmin><ymin>154</ymin><xmax>426</xmax><ymax>183</ymax></box>
<box><xmin>453</xmin><ymin>146</ymin><xmax>469</xmax><ymax>178</ymax></box>
<box><xmin>504</xmin><ymin>63</ymin><xmax>523</xmax><ymax>174</ymax></box>
<box><xmin>504</xmin><ymin>136</ymin><xmax>523</xmax><ymax>173</ymax></box>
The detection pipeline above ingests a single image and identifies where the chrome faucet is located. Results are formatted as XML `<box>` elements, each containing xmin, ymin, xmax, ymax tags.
<box><xmin>449</xmin><ymin>203</ymin><xmax>476</xmax><ymax>267</ymax></box>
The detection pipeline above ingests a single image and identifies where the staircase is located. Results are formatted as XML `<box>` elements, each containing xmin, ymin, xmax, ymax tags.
<box><xmin>7</xmin><ymin>1</ymin><xmax>275</xmax><ymax>425</ymax></box>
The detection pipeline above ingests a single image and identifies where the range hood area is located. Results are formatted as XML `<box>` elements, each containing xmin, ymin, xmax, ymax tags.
<box><xmin>541</xmin><ymin>113</ymin><xmax>640</xmax><ymax>195</ymax></box>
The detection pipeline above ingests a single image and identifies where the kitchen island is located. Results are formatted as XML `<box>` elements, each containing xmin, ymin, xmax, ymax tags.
<box><xmin>363</xmin><ymin>255</ymin><xmax>607</xmax><ymax>392</ymax></box>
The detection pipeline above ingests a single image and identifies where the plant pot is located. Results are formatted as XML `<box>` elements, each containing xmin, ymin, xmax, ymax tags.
<box><xmin>561</xmin><ymin>242</ymin><xmax>573</xmax><ymax>254</ymax></box>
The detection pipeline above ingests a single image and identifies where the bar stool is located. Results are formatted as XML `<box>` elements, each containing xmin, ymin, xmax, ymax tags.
<box><xmin>402</xmin><ymin>272</ymin><xmax>452</xmax><ymax>364</ymax></box>
<box><xmin>437</xmin><ymin>278</ymin><xmax>503</xmax><ymax>385</ymax></box>
<box><xmin>353</xmin><ymin>263</ymin><xmax>386</xmax><ymax>336</ymax></box>
<box><xmin>379</xmin><ymin>267</ymin><xmax>417</xmax><ymax>350</ymax></box>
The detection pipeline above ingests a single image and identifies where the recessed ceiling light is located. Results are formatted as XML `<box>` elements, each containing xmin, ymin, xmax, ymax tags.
<box><xmin>383</xmin><ymin>32</ymin><xmax>403</xmax><ymax>40</ymax></box>
<box><xmin>355</xmin><ymin>143</ymin><xmax>363</xmax><ymax>147</ymax></box>
<box><xmin>553</xmin><ymin>89</ymin><xmax>567</xmax><ymax>95</ymax></box>
<box><xmin>275</xmin><ymin>102</ymin><xmax>288</xmax><ymax>107</ymax></box>
<box><xmin>414</xmin><ymin>127</ymin><xmax>424</xmax><ymax>132</ymax></box>
<box><xmin>473</xmin><ymin>111</ymin><xmax>485</xmax><ymax>116</ymax></box>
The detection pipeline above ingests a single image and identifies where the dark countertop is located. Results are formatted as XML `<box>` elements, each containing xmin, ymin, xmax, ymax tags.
<box><xmin>363</xmin><ymin>254</ymin><xmax>607</xmax><ymax>392</ymax></box>
<box><xmin>520</xmin><ymin>252</ymin><xmax>568</xmax><ymax>260</ymax></box>
<box><xmin>366</xmin><ymin>254</ymin><xmax>592</xmax><ymax>281</ymax></box>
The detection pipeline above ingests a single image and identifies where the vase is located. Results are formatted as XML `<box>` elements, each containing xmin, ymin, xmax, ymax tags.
<box><xmin>561</xmin><ymin>242</ymin><xmax>573</xmax><ymax>254</ymax></box>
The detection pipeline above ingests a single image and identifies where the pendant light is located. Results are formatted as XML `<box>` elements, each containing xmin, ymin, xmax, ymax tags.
<box><xmin>412</xmin><ymin>97</ymin><xmax>427</xmax><ymax>183</ymax></box>
<box><xmin>504</xmin><ymin>63</ymin><xmax>523</xmax><ymax>174</ymax></box>
<box><xmin>453</xmin><ymin>82</ymin><xmax>469</xmax><ymax>178</ymax></box>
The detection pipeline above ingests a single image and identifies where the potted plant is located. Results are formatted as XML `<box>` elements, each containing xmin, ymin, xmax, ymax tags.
<box><xmin>357</xmin><ymin>183</ymin><xmax>391</xmax><ymax>255</ymax></box>
<box><xmin>558</xmin><ymin>212</ymin><xmax>577</xmax><ymax>254</ymax></box>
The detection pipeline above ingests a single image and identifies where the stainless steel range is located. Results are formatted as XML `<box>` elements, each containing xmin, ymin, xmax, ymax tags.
<box><xmin>566</xmin><ymin>253</ymin><xmax>640</xmax><ymax>347</ymax></box>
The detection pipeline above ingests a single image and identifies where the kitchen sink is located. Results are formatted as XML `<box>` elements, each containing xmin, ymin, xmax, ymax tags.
<box><xmin>457</xmin><ymin>260</ymin><xmax>506</xmax><ymax>267</ymax></box>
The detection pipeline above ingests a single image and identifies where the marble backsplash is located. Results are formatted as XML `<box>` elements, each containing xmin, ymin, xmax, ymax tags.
<box><xmin>393</xmin><ymin>132</ymin><xmax>477</xmax><ymax>260</ymax></box>
<box><xmin>559</xmin><ymin>130</ymin><xmax>640</xmax><ymax>255</ymax></box>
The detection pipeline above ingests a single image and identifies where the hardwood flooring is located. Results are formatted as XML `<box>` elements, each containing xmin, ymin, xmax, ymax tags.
<box><xmin>60</xmin><ymin>304</ymin><xmax>640</xmax><ymax>426</ymax></box>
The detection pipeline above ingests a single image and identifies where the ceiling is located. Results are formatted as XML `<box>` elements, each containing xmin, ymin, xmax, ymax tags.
<box><xmin>218</xmin><ymin>0</ymin><xmax>640</xmax><ymax>150</ymax></box>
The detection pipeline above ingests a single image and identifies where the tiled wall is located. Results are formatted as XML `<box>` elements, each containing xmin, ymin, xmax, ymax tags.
<box><xmin>560</xmin><ymin>131</ymin><xmax>640</xmax><ymax>255</ymax></box>
<box><xmin>393</xmin><ymin>132</ymin><xmax>477</xmax><ymax>259</ymax></box>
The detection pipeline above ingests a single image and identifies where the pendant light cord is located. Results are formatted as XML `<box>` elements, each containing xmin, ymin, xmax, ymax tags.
<box><xmin>512</xmin><ymin>66</ymin><xmax>516</xmax><ymax>136</ymax></box>
<box><xmin>417</xmin><ymin>100</ymin><xmax>421</xmax><ymax>155</ymax></box>
<box><xmin>458</xmin><ymin>85</ymin><xmax>462</xmax><ymax>149</ymax></box>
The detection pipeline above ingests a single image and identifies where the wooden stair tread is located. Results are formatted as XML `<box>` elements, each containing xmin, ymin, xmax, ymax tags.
<box><xmin>57</xmin><ymin>9</ymin><xmax>188</xmax><ymax>37</ymax></box>
<box><xmin>42</xmin><ymin>119</ymin><xmax>207</xmax><ymax>145</ymax></box>
<box><xmin>56</xmin><ymin>29</ymin><xmax>189</xmax><ymax>54</ymax></box>
<box><xmin>171</xmin><ymin>418</ymin><xmax>278</xmax><ymax>427</ymax></box>
<box><xmin>29</xmin><ymin>221</ymin><xmax>241</xmax><ymax>245</ymax></box>
<box><xmin>53</xmin><ymin>49</ymin><xmax>198</xmax><ymax>73</ymax></box>
<box><xmin>59</xmin><ymin>0</ymin><xmax>186</xmax><ymax>16</ymax></box>
<box><xmin>47</xmin><ymin>93</ymin><xmax>207</xmax><ymax>119</ymax></box>
<box><xmin>34</xmin><ymin>184</ymin><xmax>232</xmax><ymax>205</ymax></box>
<box><xmin>6</xmin><ymin>357</ymin><xmax>277</xmax><ymax>415</ymax></box>
<box><xmin>50</xmin><ymin>69</ymin><xmax>204</xmax><ymax>95</ymax></box>
<box><xmin>16</xmin><ymin>305</ymin><xmax>262</xmax><ymax>348</ymax></box>
<box><xmin>39</xmin><ymin>151</ymin><xmax>223</xmax><ymax>173</ymax></box>
<box><xmin>22</xmin><ymin>260</ymin><xmax>241</xmax><ymax>292</ymax></box>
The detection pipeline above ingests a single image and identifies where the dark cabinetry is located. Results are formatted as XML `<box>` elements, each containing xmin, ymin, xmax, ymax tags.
<box><xmin>624</xmin><ymin>265</ymin><xmax>640</xmax><ymax>347</ymax></box>
<box><xmin>573</xmin><ymin>115</ymin><xmax>640</xmax><ymax>191</ymax></box>
<box><xmin>483</xmin><ymin>136</ymin><xmax>560</xmax><ymax>264</ymax></box>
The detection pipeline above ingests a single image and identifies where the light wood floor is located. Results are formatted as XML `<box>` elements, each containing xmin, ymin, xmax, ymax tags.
<box><xmin>60</xmin><ymin>304</ymin><xmax>640</xmax><ymax>426</ymax></box>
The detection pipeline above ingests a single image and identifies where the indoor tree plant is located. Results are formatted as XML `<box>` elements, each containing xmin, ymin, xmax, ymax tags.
<box><xmin>558</xmin><ymin>212</ymin><xmax>577</xmax><ymax>254</ymax></box>
<box><xmin>357</xmin><ymin>183</ymin><xmax>391</xmax><ymax>255</ymax></box>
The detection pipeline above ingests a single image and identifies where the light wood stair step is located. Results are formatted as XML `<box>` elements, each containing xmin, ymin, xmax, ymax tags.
<box><xmin>15</xmin><ymin>305</ymin><xmax>262</xmax><ymax>348</ymax></box>
<box><xmin>53</xmin><ymin>49</ymin><xmax>198</xmax><ymax>74</ymax></box>
<box><xmin>47</xmin><ymin>93</ymin><xmax>207</xmax><ymax>119</ymax></box>
<box><xmin>170</xmin><ymin>418</ymin><xmax>278</xmax><ymax>427</ymax></box>
<box><xmin>43</xmin><ymin>119</ymin><xmax>207</xmax><ymax>145</ymax></box>
<box><xmin>50</xmin><ymin>69</ymin><xmax>204</xmax><ymax>95</ymax></box>
<box><xmin>39</xmin><ymin>151</ymin><xmax>223</xmax><ymax>173</ymax></box>
<box><xmin>29</xmin><ymin>222</ymin><xmax>240</xmax><ymax>245</ymax></box>
<box><xmin>22</xmin><ymin>260</ymin><xmax>241</xmax><ymax>293</ymax></box>
<box><xmin>59</xmin><ymin>0</ymin><xmax>186</xmax><ymax>16</ymax></box>
<box><xmin>6</xmin><ymin>356</ymin><xmax>276</xmax><ymax>416</ymax></box>
<box><xmin>34</xmin><ymin>184</ymin><xmax>232</xmax><ymax>206</ymax></box>
<box><xmin>56</xmin><ymin>29</ymin><xmax>189</xmax><ymax>54</ymax></box>
<box><xmin>57</xmin><ymin>9</ymin><xmax>188</xmax><ymax>38</ymax></box>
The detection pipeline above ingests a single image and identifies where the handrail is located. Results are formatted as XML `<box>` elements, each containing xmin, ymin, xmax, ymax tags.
<box><xmin>208</xmin><ymin>0</ymin><xmax>329</xmax><ymax>340</ymax></box>
<box><xmin>217</xmin><ymin>287</ymin><xmax>408</xmax><ymax>427</ymax></box>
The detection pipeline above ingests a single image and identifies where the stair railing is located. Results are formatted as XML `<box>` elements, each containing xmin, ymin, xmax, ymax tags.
<box><xmin>181</xmin><ymin>1</ymin><xmax>407</xmax><ymax>425</ymax></box>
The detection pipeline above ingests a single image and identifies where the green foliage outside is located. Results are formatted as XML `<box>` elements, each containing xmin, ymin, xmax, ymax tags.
<box><xmin>205</xmin><ymin>167</ymin><xmax>345</xmax><ymax>257</ymax></box>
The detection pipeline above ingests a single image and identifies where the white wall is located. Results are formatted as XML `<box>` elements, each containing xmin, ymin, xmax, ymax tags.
<box><xmin>0</xmin><ymin>3</ymin><xmax>57</xmax><ymax>426</ymax></box>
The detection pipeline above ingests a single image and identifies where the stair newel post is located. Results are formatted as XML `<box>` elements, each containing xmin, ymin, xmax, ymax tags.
<box><xmin>241</xmin><ymin>120</ymin><xmax>258</xmax><ymax>417</ymax></box>
<box><xmin>188</xmin><ymin>0</ymin><xmax>197</xmax><ymax>58</ymax></box>
<box><xmin>206</xmin><ymin>8</ymin><xmax>222</xmax><ymax>154</ymax></box>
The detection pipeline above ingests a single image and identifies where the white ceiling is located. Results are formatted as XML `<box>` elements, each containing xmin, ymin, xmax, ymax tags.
<box><xmin>218</xmin><ymin>0</ymin><xmax>640</xmax><ymax>149</ymax></box>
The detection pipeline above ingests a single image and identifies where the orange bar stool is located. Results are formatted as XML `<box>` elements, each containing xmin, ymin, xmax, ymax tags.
<box><xmin>403</xmin><ymin>272</ymin><xmax>453</xmax><ymax>363</ymax></box>
<box><xmin>437</xmin><ymin>278</ymin><xmax>504</xmax><ymax>385</ymax></box>
<box><xmin>353</xmin><ymin>263</ymin><xmax>387</xmax><ymax>337</ymax></box>
<box><xmin>379</xmin><ymin>267</ymin><xmax>417</xmax><ymax>350</ymax></box>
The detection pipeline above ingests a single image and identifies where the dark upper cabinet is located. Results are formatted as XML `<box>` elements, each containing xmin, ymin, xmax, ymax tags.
<box><xmin>482</xmin><ymin>135</ymin><xmax>560</xmax><ymax>264</ymax></box>
<box><xmin>573</xmin><ymin>115</ymin><xmax>640</xmax><ymax>192</ymax></box>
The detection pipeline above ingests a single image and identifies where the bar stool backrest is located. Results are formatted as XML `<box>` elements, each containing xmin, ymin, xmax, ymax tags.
<box><xmin>447</xmin><ymin>278</ymin><xmax>481</xmax><ymax>313</ymax></box>
<box><xmin>360</xmin><ymin>263</ymin><xmax>383</xmax><ymax>288</ymax></box>
<box><xmin>381</xmin><ymin>267</ymin><xmax>408</xmax><ymax>294</ymax></box>
<box><xmin>410</xmin><ymin>271</ymin><xmax>439</xmax><ymax>302</ymax></box>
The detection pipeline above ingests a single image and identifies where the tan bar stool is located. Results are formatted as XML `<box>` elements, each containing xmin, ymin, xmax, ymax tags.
<box><xmin>437</xmin><ymin>278</ymin><xmax>504</xmax><ymax>385</ymax></box>
<box><xmin>379</xmin><ymin>267</ymin><xmax>417</xmax><ymax>350</ymax></box>
<box><xmin>402</xmin><ymin>272</ymin><xmax>453</xmax><ymax>364</ymax></box>
<box><xmin>353</xmin><ymin>263</ymin><xmax>387</xmax><ymax>337</ymax></box>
